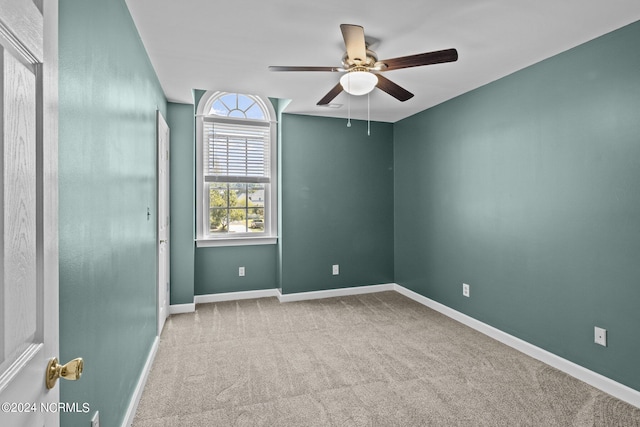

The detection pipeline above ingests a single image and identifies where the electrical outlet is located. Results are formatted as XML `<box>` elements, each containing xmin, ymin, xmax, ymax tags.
<box><xmin>238</xmin><ymin>266</ymin><xmax>245</xmax><ymax>277</ymax></box>
<box><xmin>332</xmin><ymin>264</ymin><xmax>339</xmax><ymax>275</ymax></box>
<box><xmin>91</xmin><ymin>411</ymin><xmax>100</xmax><ymax>427</ymax></box>
<box><xmin>594</xmin><ymin>326</ymin><xmax>607</xmax><ymax>347</ymax></box>
<box><xmin>463</xmin><ymin>283</ymin><xmax>470</xmax><ymax>297</ymax></box>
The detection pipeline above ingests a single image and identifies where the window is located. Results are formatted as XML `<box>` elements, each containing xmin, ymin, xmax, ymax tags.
<box><xmin>196</xmin><ymin>92</ymin><xmax>277</xmax><ymax>246</ymax></box>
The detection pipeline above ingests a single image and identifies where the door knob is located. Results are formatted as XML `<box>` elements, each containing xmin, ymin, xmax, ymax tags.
<box><xmin>45</xmin><ymin>357</ymin><xmax>83</xmax><ymax>389</ymax></box>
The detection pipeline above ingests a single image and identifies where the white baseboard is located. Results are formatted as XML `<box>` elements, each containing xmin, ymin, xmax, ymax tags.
<box><xmin>393</xmin><ymin>284</ymin><xmax>640</xmax><ymax>409</ymax></box>
<box><xmin>192</xmin><ymin>284</ymin><xmax>395</xmax><ymax>304</ymax></box>
<box><xmin>194</xmin><ymin>288</ymin><xmax>279</xmax><ymax>304</ymax></box>
<box><xmin>168</xmin><ymin>303</ymin><xmax>195</xmax><ymax>314</ymax></box>
<box><xmin>121</xmin><ymin>336</ymin><xmax>159</xmax><ymax>427</ymax></box>
<box><xmin>277</xmin><ymin>283</ymin><xmax>396</xmax><ymax>303</ymax></box>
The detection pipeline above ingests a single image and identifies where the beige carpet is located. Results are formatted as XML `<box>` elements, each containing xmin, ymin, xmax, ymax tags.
<box><xmin>133</xmin><ymin>291</ymin><xmax>640</xmax><ymax>426</ymax></box>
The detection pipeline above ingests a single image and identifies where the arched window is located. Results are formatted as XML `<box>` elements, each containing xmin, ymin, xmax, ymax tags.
<box><xmin>209</xmin><ymin>92</ymin><xmax>266</xmax><ymax>120</ymax></box>
<box><xmin>196</xmin><ymin>91</ymin><xmax>277</xmax><ymax>246</ymax></box>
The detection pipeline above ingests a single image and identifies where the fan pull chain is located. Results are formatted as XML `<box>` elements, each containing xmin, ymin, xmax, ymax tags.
<box><xmin>347</xmin><ymin>74</ymin><xmax>352</xmax><ymax>128</ymax></box>
<box><xmin>367</xmin><ymin>92</ymin><xmax>370</xmax><ymax>136</ymax></box>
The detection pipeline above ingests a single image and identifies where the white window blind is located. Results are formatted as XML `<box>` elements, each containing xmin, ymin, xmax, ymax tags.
<box><xmin>203</xmin><ymin>118</ymin><xmax>271</xmax><ymax>183</ymax></box>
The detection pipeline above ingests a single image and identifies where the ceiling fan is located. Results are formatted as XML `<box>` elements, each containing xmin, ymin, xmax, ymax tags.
<box><xmin>269</xmin><ymin>24</ymin><xmax>458</xmax><ymax>106</ymax></box>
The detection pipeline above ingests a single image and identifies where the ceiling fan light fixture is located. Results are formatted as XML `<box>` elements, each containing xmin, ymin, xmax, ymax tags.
<box><xmin>340</xmin><ymin>70</ymin><xmax>377</xmax><ymax>96</ymax></box>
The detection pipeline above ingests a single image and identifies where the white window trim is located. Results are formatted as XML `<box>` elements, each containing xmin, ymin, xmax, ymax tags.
<box><xmin>195</xmin><ymin>91</ymin><xmax>278</xmax><ymax>247</ymax></box>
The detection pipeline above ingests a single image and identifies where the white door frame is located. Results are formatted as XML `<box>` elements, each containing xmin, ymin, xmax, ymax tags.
<box><xmin>156</xmin><ymin>111</ymin><xmax>170</xmax><ymax>335</ymax></box>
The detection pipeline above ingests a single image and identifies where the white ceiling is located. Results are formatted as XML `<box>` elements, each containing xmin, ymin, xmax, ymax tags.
<box><xmin>126</xmin><ymin>0</ymin><xmax>640</xmax><ymax>123</ymax></box>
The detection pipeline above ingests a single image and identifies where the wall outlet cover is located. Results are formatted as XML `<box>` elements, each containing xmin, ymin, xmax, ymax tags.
<box><xmin>463</xmin><ymin>283</ymin><xmax>470</xmax><ymax>297</ymax></box>
<box><xmin>594</xmin><ymin>326</ymin><xmax>607</xmax><ymax>347</ymax></box>
<box><xmin>239</xmin><ymin>266</ymin><xmax>245</xmax><ymax>277</ymax></box>
<box><xmin>332</xmin><ymin>264</ymin><xmax>339</xmax><ymax>275</ymax></box>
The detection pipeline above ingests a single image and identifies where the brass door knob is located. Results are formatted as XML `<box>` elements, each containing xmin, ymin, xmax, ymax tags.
<box><xmin>45</xmin><ymin>357</ymin><xmax>83</xmax><ymax>389</ymax></box>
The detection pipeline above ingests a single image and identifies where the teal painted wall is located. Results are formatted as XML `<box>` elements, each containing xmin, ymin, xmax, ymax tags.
<box><xmin>394</xmin><ymin>21</ymin><xmax>640</xmax><ymax>391</ymax></box>
<box><xmin>58</xmin><ymin>0</ymin><xmax>166</xmax><ymax>426</ymax></box>
<box><xmin>195</xmin><ymin>246</ymin><xmax>277</xmax><ymax>294</ymax></box>
<box><xmin>280</xmin><ymin>114</ymin><xmax>395</xmax><ymax>294</ymax></box>
<box><xmin>167</xmin><ymin>102</ymin><xmax>195</xmax><ymax>304</ymax></box>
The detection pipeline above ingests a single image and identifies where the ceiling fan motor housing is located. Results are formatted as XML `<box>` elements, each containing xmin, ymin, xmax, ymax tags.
<box><xmin>342</xmin><ymin>49</ymin><xmax>380</xmax><ymax>70</ymax></box>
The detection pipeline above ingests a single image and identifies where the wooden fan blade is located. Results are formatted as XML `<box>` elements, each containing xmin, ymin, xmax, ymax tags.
<box><xmin>376</xmin><ymin>74</ymin><xmax>414</xmax><ymax>102</ymax></box>
<box><xmin>340</xmin><ymin>24</ymin><xmax>367</xmax><ymax>63</ymax></box>
<box><xmin>317</xmin><ymin>82</ymin><xmax>344</xmax><ymax>105</ymax></box>
<box><xmin>380</xmin><ymin>48</ymin><xmax>458</xmax><ymax>71</ymax></box>
<box><xmin>269</xmin><ymin>65</ymin><xmax>343</xmax><ymax>72</ymax></box>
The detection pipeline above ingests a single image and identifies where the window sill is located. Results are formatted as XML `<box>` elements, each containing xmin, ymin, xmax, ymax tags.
<box><xmin>196</xmin><ymin>236</ymin><xmax>278</xmax><ymax>248</ymax></box>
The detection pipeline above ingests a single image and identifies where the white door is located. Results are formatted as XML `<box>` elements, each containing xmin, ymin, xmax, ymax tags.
<box><xmin>0</xmin><ymin>0</ymin><xmax>61</xmax><ymax>426</ymax></box>
<box><xmin>157</xmin><ymin>111</ymin><xmax>170</xmax><ymax>335</ymax></box>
